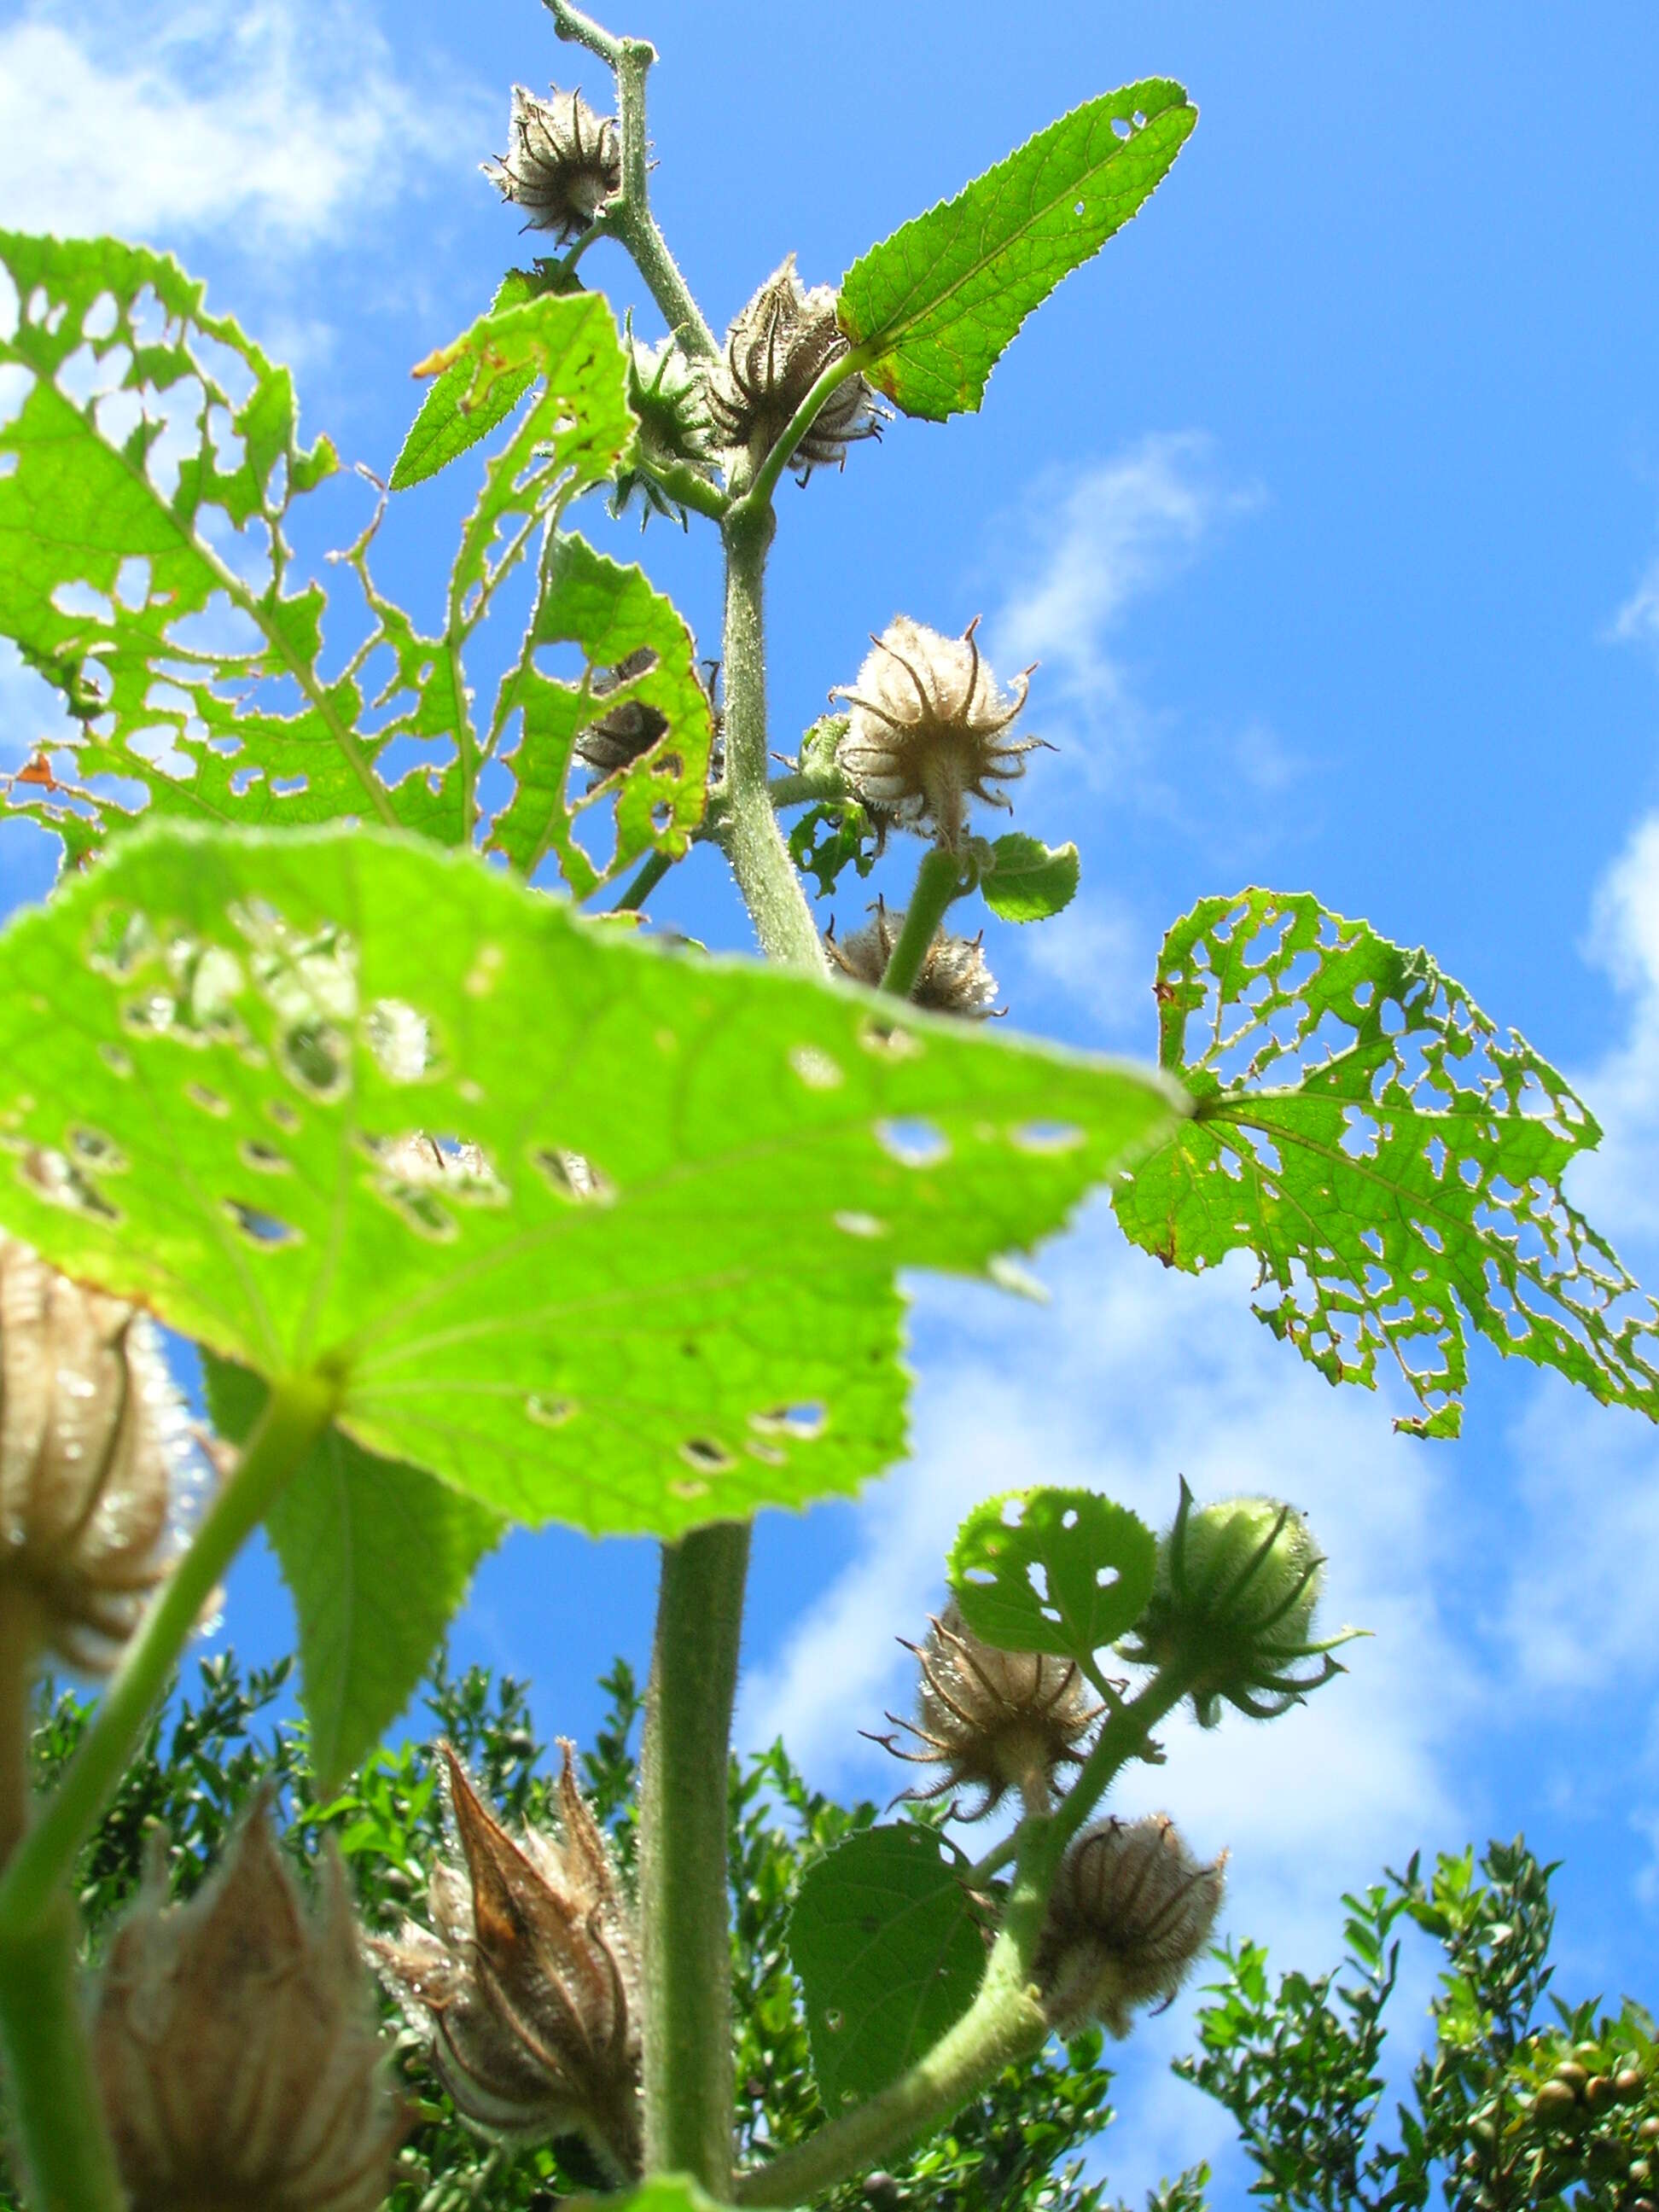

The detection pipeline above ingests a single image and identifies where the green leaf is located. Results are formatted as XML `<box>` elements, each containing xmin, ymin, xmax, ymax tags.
<box><xmin>570</xmin><ymin>2183</ymin><xmax>731</xmax><ymax>2212</ymax></box>
<box><xmin>486</xmin><ymin>533</ymin><xmax>714</xmax><ymax>897</ymax></box>
<box><xmin>0</xmin><ymin>824</ymin><xmax>1181</xmax><ymax>1537</ymax></box>
<box><xmin>388</xmin><ymin>270</ymin><xmax>541</xmax><ymax>490</ymax></box>
<box><xmin>206</xmin><ymin>1353</ymin><xmax>503</xmax><ymax>1791</ymax></box>
<box><xmin>789</xmin><ymin>1824</ymin><xmax>985</xmax><ymax>2111</ymax></box>
<box><xmin>949</xmin><ymin>1487</ymin><xmax>1156</xmax><ymax>1660</ymax></box>
<box><xmin>1115</xmin><ymin>888</ymin><xmax>1659</xmax><ymax>1438</ymax></box>
<box><xmin>839</xmin><ymin>83</ymin><xmax>1196</xmax><ymax>422</ymax></box>
<box><xmin>981</xmin><ymin>834</ymin><xmax>1080</xmax><ymax>923</ymax></box>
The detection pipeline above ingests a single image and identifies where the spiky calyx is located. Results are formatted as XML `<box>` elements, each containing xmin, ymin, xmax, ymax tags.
<box><xmin>373</xmin><ymin>1743</ymin><xmax>642</xmax><ymax>2181</ymax></box>
<box><xmin>483</xmin><ymin>87</ymin><xmax>621</xmax><ymax>242</ymax></box>
<box><xmin>1126</xmin><ymin>1487</ymin><xmax>1344</xmax><ymax>1727</ymax></box>
<box><xmin>825</xmin><ymin>902</ymin><xmax>999</xmax><ymax>1018</ymax></box>
<box><xmin>833</xmin><ymin>617</ymin><xmax>1040</xmax><ymax>847</ymax></box>
<box><xmin>1038</xmin><ymin>1813</ymin><xmax>1226</xmax><ymax>2037</ymax></box>
<box><xmin>0</xmin><ymin>1234</ymin><xmax>185</xmax><ymax>1674</ymax></box>
<box><xmin>707</xmin><ymin>255</ymin><xmax>888</xmax><ymax>483</ymax></box>
<box><xmin>870</xmin><ymin>1601</ymin><xmax>1099</xmax><ymax>1820</ymax></box>
<box><xmin>93</xmin><ymin>1799</ymin><xmax>404</xmax><ymax>2212</ymax></box>
<box><xmin>613</xmin><ymin>337</ymin><xmax>718</xmax><ymax>525</ymax></box>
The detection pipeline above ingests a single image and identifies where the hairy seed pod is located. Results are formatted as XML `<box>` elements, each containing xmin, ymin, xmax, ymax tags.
<box><xmin>1037</xmin><ymin>1813</ymin><xmax>1226</xmax><ymax>2037</ymax></box>
<box><xmin>869</xmin><ymin>1600</ymin><xmax>1099</xmax><ymax>1820</ymax></box>
<box><xmin>832</xmin><ymin>616</ymin><xmax>1041</xmax><ymax>848</ymax></box>
<box><xmin>825</xmin><ymin>902</ymin><xmax>999</xmax><ymax>1018</ymax></box>
<box><xmin>373</xmin><ymin>1743</ymin><xmax>642</xmax><ymax>2180</ymax></box>
<box><xmin>94</xmin><ymin>1798</ymin><xmax>403</xmax><ymax>2212</ymax></box>
<box><xmin>573</xmin><ymin>649</ymin><xmax>672</xmax><ymax>786</ymax></box>
<box><xmin>0</xmin><ymin>1234</ymin><xmax>186</xmax><ymax>1674</ymax></box>
<box><xmin>482</xmin><ymin>86</ymin><xmax>621</xmax><ymax>242</ymax></box>
<box><xmin>707</xmin><ymin>255</ymin><xmax>888</xmax><ymax>482</ymax></box>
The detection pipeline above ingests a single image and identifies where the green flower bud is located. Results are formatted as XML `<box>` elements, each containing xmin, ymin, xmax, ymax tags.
<box><xmin>1125</xmin><ymin>1483</ymin><xmax>1347</xmax><ymax>1726</ymax></box>
<box><xmin>613</xmin><ymin>336</ymin><xmax>719</xmax><ymax>526</ymax></box>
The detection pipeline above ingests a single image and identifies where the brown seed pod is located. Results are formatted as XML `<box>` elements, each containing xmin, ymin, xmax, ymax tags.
<box><xmin>93</xmin><ymin>1798</ymin><xmax>403</xmax><ymax>2212</ymax></box>
<box><xmin>1037</xmin><ymin>1813</ymin><xmax>1226</xmax><ymax>2037</ymax></box>
<box><xmin>0</xmin><ymin>1234</ymin><xmax>186</xmax><ymax>1674</ymax></box>
<box><xmin>482</xmin><ymin>87</ymin><xmax>621</xmax><ymax>242</ymax></box>
<box><xmin>707</xmin><ymin>255</ymin><xmax>888</xmax><ymax>482</ymax></box>
<box><xmin>867</xmin><ymin>1600</ymin><xmax>1099</xmax><ymax>1821</ymax></box>
<box><xmin>373</xmin><ymin>1743</ymin><xmax>641</xmax><ymax>2180</ymax></box>
<box><xmin>825</xmin><ymin>902</ymin><xmax>999</xmax><ymax>1019</ymax></box>
<box><xmin>573</xmin><ymin>649</ymin><xmax>672</xmax><ymax>786</ymax></box>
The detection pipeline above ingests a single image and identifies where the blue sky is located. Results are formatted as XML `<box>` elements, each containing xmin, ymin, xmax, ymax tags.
<box><xmin>3</xmin><ymin>0</ymin><xmax>1659</xmax><ymax>2197</ymax></box>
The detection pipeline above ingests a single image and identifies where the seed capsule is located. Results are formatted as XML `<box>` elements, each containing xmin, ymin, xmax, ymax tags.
<box><xmin>825</xmin><ymin>904</ymin><xmax>999</xmax><ymax>1019</ymax></box>
<box><xmin>373</xmin><ymin>1742</ymin><xmax>641</xmax><ymax>2180</ymax></box>
<box><xmin>707</xmin><ymin>256</ymin><xmax>888</xmax><ymax>483</ymax></box>
<box><xmin>1037</xmin><ymin>1813</ymin><xmax>1225</xmax><ymax>2037</ymax></box>
<box><xmin>482</xmin><ymin>87</ymin><xmax>621</xmax><ymax>242</ymax></box>
<box><xmin>93</xmin><ymin>1798</ymin><xmax>403</xmax><ymax>2212</ymax></box>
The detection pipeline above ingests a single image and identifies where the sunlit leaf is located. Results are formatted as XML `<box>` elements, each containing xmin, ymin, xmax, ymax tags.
<box><xmin>949</xmin><ymin>1487</ymin><xmax>1155</xmax><ymax>1660</ymax></box>
<box><xmin>389</xmin><ymin>270</ymin><xmax>541</xmax><ymax>491</ymax></box>
<box><xmin>981</xmin><ymin>834</ymin><xmax>1080</xmax><ymax>923</ymax></box>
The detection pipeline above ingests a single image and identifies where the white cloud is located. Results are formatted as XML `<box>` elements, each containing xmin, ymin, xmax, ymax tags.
<box><xmin>1569</xmin><ymin>813</ymin><xmax>1659</xmax><ymax>1240</ymax></box>
<box><xmin>0</xmin><ymin>0</ymin><xmax>486</xmax><ymax>249</ymax></box>
<box><xmin>1003</xmin><ymin>891</ymin><xmax>1149</xmax><ymax>1047</ymax></box>
<box><xmin>1610</xmin><ymin>555</ymin><xmax>1659</xmax><ymax>656</ymax></box>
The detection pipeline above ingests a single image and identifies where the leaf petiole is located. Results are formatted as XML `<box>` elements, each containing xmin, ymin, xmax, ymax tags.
<box><xmin>881</xmin><ymin>847</ymin><xmax>971</xmax><ymax>998</ymax></box>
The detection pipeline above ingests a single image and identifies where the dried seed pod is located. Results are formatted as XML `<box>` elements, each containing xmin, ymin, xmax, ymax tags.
<box><xmin>482</xmin><ymin>86</ymin><xmax>621</xmax><ymax>242</ymax></box>
<box><xmin>1037</xmin><ymin>1813</ymin><xmax>1225</xmax><ymax>2037</ymax></box>
<box><xmin>0</xmin><ymin>1234</ymin><xmax>185</xmax><ymax>1674</ymax></box>
<box><xmin>825</xmin><ymin>902</ymin><xmax>999</xmax><ymax>1018</ymax></box>
<box><xmin>707</xmin><ymin>254</ymin><xmax>888</xmax><ymax>482</ymax></box>
<box><xmin>869</xmin><ymin>1600</ymin><xmax>1099</xmax><ymax>1820</ymax></box>
<box><xmin>832</xmin><ymin>616</ymin><xmax>1041</xmax><ymax>848</ymax></box>
<box><xmin>373</xmin><ymin>1743</ymin><xmax>642</xmax><ymax>2180</ymax></box>
<box><xmin>94</xmin><ymin>1798</ymin><xmax>403</xmax><ymax>2212</ymax></box>
<box><xmin>573</xmin><ymin>649</ymin><xmax>672</xmax><ymax>786</ymax></box>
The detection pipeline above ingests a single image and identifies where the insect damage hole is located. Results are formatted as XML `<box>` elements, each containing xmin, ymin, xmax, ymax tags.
<box><xmin>225</xmin><ymin>1200</ymin><xmax>300</xmax><ymax>1248</ymax></box>
<box><xmin>679</xmin><ymin>1437</ymin><xmax>735</xmax><ymax>1474</ymax></box>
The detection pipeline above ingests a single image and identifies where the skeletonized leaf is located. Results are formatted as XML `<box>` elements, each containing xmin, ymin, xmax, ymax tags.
<box><xmin>950</xmin><ymin>1487</ymin><xmax>1155</xmax><ymax>1660</ymax></box>
<box><xmin>1115</xmin><ymin>888</ymin><xmax>1659</xmax><ymax>1438</ymax></box>
<box><xmin>839</xmin><ymin>84</ymin><xmax>1196</xmax><ymax>422</ymax></box>
<box><xmin>0</xmin><ymin>824</ymin><xmax>1181</xmax><ymax>1536</ymax></box>
<box><xmin>981</xmin><ymin>834</ymin><xmax>1080</xmax><ymax>923</ymax></box>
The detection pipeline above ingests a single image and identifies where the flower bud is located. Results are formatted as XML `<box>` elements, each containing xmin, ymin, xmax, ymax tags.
<box><xmin>93</xmin><ymin>1798</ymin><xmax>403</xmax><ymax>2212</ymax></box>
<box><xmin>707</xmin><ymin>255</ymin><xmax>888</xmax><ymax>482</ymax></box>
<box><xmin>832</xmin><ymin>616</ymin><xmax>1040</xmax><ymax>848</ymax></box>
<box><xmin>870</xmin><ymin>1601</ymin><xmax>1099</xmax><ymax>1819</ymax></box>
<box><xmin>1037</xmin><ymin>1813</ymin><xmax>1225</xmax><ymax>2037</ymax></box>
<box><xmin>613</xmin><ymin>336</ymin><xmax>718</xmax><ymax>525</ymax></box>
<box><xmin>0</xmin><ymin>1234</ymin><xmax>185</xmax><ymax>1674</ymax></box>
<box><xmin>373</xmin><ymin>1742</ymin><xmax>642</xmax><ymax>2180</ymax></box>
<box><xmin>483</xmin><ymin>86</ymin><xmax>621</xmax><ymax>241</ymax></box>
<box><xmin>826</xmin><ymin>903</ymin><xmax>999</xmax><ymax>1019</ymax></box>
<box><xmin>1124</xmin><ymin>1485</ymin><xmax>1343</xmax><ymax>1727</ymax></box>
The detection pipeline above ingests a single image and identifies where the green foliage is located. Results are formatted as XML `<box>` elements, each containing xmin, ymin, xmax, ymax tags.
<box><xmin>839</xmin><ymin>84</ymin><xmax>1196</xmax><ymax>421</ymax></box>
<box><xmin>949</xmin><ymin>1487</ymin><xmax>1156</xmax><ymax>1662</ymax></box>
<box><xmin>0</xmin><ymin>824</ymin><xmax>1179</xmax><ymax>1540</ymax></box>
<box><xmin>979</xmin><ymin>835</ymin><xmax>1081</xmax><ymax>924</ymax></box>
<box><xmin>390</xmin><ymin>270</ymin><xmax>544</xmax><ymax>489</ymax></box>
<box><xmin>1115</xmin><ymin>888</ymin><xmax>1659</xmax><ymax>1438</ymax></box>
<box><xmin>789</xmin><ymin>1824</ymin><xmax>986</xmax><ymax>2111</ymax></box>
<box><xmin>790</xmin><ymin>802</ymin><xmax>878</xmax><ymax>902</ymax></box>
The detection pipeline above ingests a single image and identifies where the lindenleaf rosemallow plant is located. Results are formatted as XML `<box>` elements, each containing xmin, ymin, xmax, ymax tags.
<box><xmin>0</xmin><ymin>5</ymin><xmax>1653</xmax><ymax>2207</ymax></box>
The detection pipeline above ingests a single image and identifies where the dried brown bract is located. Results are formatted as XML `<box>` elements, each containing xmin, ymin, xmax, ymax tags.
<box><xmin>826</xmin><ymin>901</ymin><xmax>999</xmax><ymax>1018</ymax></box>
<box><xmin>93</xmin><ymin>1799</ymin><xmax>403</xmax><ymax>2212</ymax></box>
<box><xmin>870</xmin><ymin>1600</ymin><xmax>1099</xmax><ymax>1820</ymax></box>
<box><xmin>483</xmin><ymin>87</ymin><xmax>621</xmax><ymax>242</ymax></box>
<box><xmin>374</xmin><ymin>1743</ymin><xmax>642</xmax><ymax>2180</ymax></box>
<box><xmin>1037</xmin><ymin>1813</ymin><xmax>1226</xmax><ymax>2036</ymax></box>
<box><xmin>0</xmin><ymin>1234</ymin><xmax>184</xmax><ymax>1674</ymax></box>
<box><xmin>708</xmin><ymin>255</ymin><xmax>888</xmax><ymax>482</ymax></box>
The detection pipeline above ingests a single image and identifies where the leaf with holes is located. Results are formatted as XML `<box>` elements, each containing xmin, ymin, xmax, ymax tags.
<box><xmin>838</xmin><ymin>84</ymin><xmax>1196</xmax><ymax>422</ymax></box>
<box><xmin>486</xmin><ymin>533</ymin><xmax>713</xmax><ymax>897</ymax></box>
<box><xmin>0</xmin><ymin>234</ymin><xmax>632</xmax><ymax>858</ymax></box>
<box><xmin>1115</xmin><ymin>888</ymin><xmax>1659</xmax><ymax>1438</ymax></box>
<box><xmin>0</xmin><ymin>824</ymin><xmax>1181</xmax><ymax>1536</ymax></box>
<box><xmin>207</xmin><ymin>1353</ymin><xmax>504</xmax><ymax>1790</ymax></box>
<box><xmin>389</xmin><ymin>269</ymin><xmax>542</xmax><ymax>491</ymax></box>
<box><xmin>950</xmin><ymin>1487</ymin><xmax>1155</xmax><ymax>1660</ymax></box>
<box><xmin>981</xmin><ymin>834</ymin><xmax>1080</xmax><ymax>923</ymax></box>
<box><xmin>789</xmin><ymin>1824</ymin><xmax>985</xmax><ymax>2113</ymax></box>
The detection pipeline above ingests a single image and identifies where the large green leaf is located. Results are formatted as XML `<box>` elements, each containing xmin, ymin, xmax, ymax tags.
<box><xmin>0</xmin><ymin>825</ymin><xmax>1181</xmax><ymax>1535</ymax></box>
<box><xmin>949</xmin><ymin>1487</ymin><xmax>1155</xmax><ymax>1661</ymax></box>
<box><xmin>789</xmin><ymin>1825</ymin><xmax>985</xmax><ymax>2112</ymax></box>
<box><xmin>207</xmin><ymin>1353</ymin><xmax>503</xmax><ymax>1790</ymax></box>
<box><xmin>838</xmin><ymin>84</ymin><xmax>1196</xmax><ymax>422</ymax></box>
<box><xmin>1115</xmin><ymin>888</ymin><xmax>1659</xmax><ymax>1438</ymax></box>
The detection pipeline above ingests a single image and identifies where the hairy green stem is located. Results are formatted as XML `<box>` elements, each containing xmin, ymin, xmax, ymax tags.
<box><xmin>0</xmin><ymin>1602</ymin><xmax>38</xmax><ymax>1872</ymax></box>
<box><xmin>881</xmin><ymin>847</ymin><xmax>969</xmax><ymax>998</ymax></box>
<box><xmin>612</xmin><ymin>847</ymin><xmax>673</xmax><ymax>911</ymax></box>
<box><xmin>0</xmin><ymin>1896</ymin><xmax>125</xmax><ymax>2212</ymax></box>
<box><xmin>720</xmin><ymin>510</ymin><xmax>827</xmax><ymax>970</ymax></box>
<box><xmin>0</xmin><ymin>1371</ymin><xmax>339</xmax><ymax>1947</ymax></box>
<box><xmin>541</xmin><ymin>0</ymin><xmax>624</xmax><ymax>67</ymax></box>
<box><xmin>638</xmin><ymin>1522</ymin><xmax>752</xmax><ymax>2191</ymax></box>
<box><xmin>612</xmin><ymin>39</ymin><xmax>718</xmax><ymax>360</ymax></box>
<box><xmin>727</xmin><ymin>347</ymin><xmax>873</xmax><ymax>524</ymax></box>
<box><xmin>700</xmin><ymin>765</ymin><xmax>849</xmax><ymax>843</ymax></box>
<box><xmin>644</xmin><ymin>457</ymin><xmax>730</xmax><ymax>522</ymax></box>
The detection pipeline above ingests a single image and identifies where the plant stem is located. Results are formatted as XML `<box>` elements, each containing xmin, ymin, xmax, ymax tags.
<box><xmin>0</xmin><ymin>1600</ymin><xmax>38</xmax><ymax>1872</ymax></box>
<box><xmin>611</xmin><ymin>38</ymin><xmax>719</xmax><ymax>361</ymax></box>
<box><xmin>0</xmin><ymin>1371</ymin><xmax>339</xmax><ymax>1947</ymax></box>
<box><xmin>0</xmin><ymin>1895</ymin><xmax>125</xmax><ymax>2212</ymax></box>
<box><xmin>638</xmin><ymin>1522</ymin><xmax>752</xmax><ymax>2192</ymax></box>
<box><xmin>719</xmin><ymin>509</ymin><xmax>827</xmax><ymax>970</ymax></box>
<box><xmin>612</xmin><ymin>848</ymin><xmax>672</xmax><ymax>911</ymax></box>
<box><xmin>541</xmin><ymin>0</ymin><xmax>624</xmax><ymax>67</ymax></box>
<box><xmin>881</xmin><ymin>847</ymin><xmax>969</xmax><ymax>997</ymax></box>
<box><xmin>699</xmin><ymin>765</ymin><xmax>849</xmax><ymax>843</ymax></box>
<box><xmin>727</xmin><ymin>347</ymin><xmax>874</xmax><ymax>526</ymax></box>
